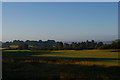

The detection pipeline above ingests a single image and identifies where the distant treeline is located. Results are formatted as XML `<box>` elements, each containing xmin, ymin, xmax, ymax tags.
<box><xmin>1</xmin><ymin>39</ymin><xmax>120</xmax><ymax>50</ymax></box>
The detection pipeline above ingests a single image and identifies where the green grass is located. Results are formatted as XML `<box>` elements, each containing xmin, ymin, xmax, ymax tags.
<box><xmin>0</xmin><ymin>48</ymin><xmax>8</xmax><ymax>50</ymax></box>
<box><xmin>31</xmin><ymin>50</ymin><xmax>119</xmax><ymax>66</ymax></box>
<box><xmin>33</xmin><ymin>50</ymin><xmax>118</xmax><ymax>58</ymax></box>
<box><xmin>3</xmin><ymin>50</ymin><xmax>119</xmax><ymax>66</ymax></box>
<box><xmin>2</xmin><ymin>50</ymin><xmax>120</xmax><ymax>80</ymax></box>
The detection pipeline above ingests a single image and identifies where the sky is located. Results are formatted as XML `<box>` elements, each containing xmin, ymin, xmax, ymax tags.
<box><xmin>2</xmin><ymin>2</ymin><xmax>118</xmax><ymax>42</ymax></box>
<box><xmin>0</xmin><ymin>2</ymin><xmax>2</xmax><ymax>41</ymax></box>
<box><xmin>1</xmin><ymin>0</ymin><xmax>120</xmax><ymax>2</ymax></box>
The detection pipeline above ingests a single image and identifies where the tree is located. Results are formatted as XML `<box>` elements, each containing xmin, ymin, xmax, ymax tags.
<box><xmin>70</xmin><ymin>42</ymin><xmax>78</xmax><ymax>50</ymax></box>
<box><xmin>56</xmin><ymin>42</ymin><xmax>63</xmax><ymax>50</ymax></box>
<box><xmin>64</xmin><ymin>43</ymin><xmax>70</xmax><ymax>50</ymax></box>
<box><xmin>18</xmin><ymin>45</ymin><xmax>23</xmax><ymax>50</ymax></box>
<box><xmin>96</xmin><ymin>42</ymin><xmax>103</xmax><ymax>49</ymax></box>
<box><xmin>18</xmin><ymin>44</ymin><xmax>29</xmax><ymax>50</ymax></box>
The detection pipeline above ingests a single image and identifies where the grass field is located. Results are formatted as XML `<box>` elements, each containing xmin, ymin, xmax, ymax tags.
<box><xmin>32</xmin><ymin>50</ymin><xmax>119</xmax><ymax>66</ymax></box>
<box><xmin>2</xmin><ymin>50</ymin><xmax>120</xmax><ymax>80</ymax></box>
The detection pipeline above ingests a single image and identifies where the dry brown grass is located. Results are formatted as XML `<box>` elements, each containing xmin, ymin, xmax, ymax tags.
<box><xmin>3</xmin><ymin>59</ymin><xmax>119</xmax><ymax>67</ymax></box>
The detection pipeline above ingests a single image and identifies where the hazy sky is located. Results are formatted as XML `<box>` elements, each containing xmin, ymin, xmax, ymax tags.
<box><xmin>2</xmin><ymin>2</ymin><xmax>118</xmax><ymax>42</ymax></box>
<box><xmin>0</xmin><ymin>2</ymin><xmax>2</xmax><ymax>41</ymax></box>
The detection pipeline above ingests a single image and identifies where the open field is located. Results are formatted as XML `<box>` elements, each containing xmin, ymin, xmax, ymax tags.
<box><xmin>2</xmin><ymin>50</ymin><xmax>120</xmax><ymax>80</ymax></box>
